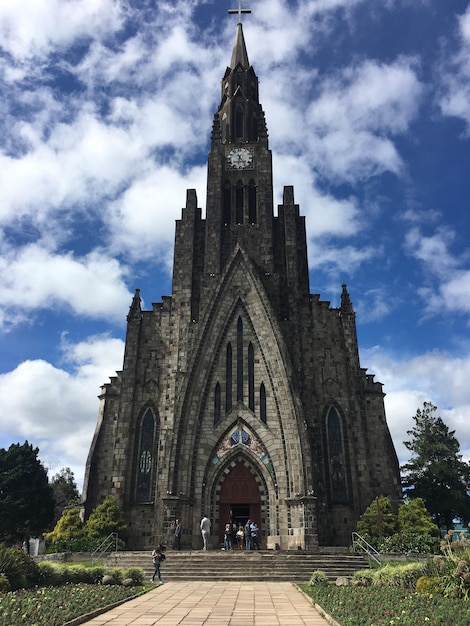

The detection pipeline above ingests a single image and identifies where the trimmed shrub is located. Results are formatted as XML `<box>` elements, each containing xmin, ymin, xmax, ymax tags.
<box><xmin>0</xmin><ymin>545</ymin><xmax>39</xmax><ymax>589</ymax></box>
<box><xmin>378</xmin><ymin>532</ymin><xmax>440</xmax><ymax>554</ymax></box>
<box><xmin>372</xmin><ymin>562</ymin><xmax>425</xmax><ymax>589</ymax></box>
<box><xmin>124</xmin><ymin>567</ymin><xmax>144</xmax><ymax>585</ymax></box>
<box><xmin>352</xmin><ymin>569</ymin><xmax>374</xmax><ymax>586</ymax></box>
<box><xmin>309</xmin><ymin>570</ymin><xmax>329</xmax><ymax>586</ymax></box>
<box><xmin>416</xmin><ymin>575</ymin><xmax>442</xmax><ymax>595</ymax></box>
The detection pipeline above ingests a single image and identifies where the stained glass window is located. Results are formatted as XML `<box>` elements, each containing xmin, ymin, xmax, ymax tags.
<box><xmin>136</xmin><ymin>409</ymin><xmax>155</xmax><ymax>503</ymax></box>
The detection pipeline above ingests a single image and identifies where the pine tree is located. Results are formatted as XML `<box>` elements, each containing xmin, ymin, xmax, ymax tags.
<box><xmin>402</xmin><ymin>402</ymin><xmax>470</xmax><ymax>530</ymax></box>
<box><xmin>0</xmin><ymin>442</ymin><xmax>55</xmax><ymax>543</ymax></box>
<box><xmin>85</xmin><ymin>495</ymin><xmax>127</xmax><ymax>540</ymax></box>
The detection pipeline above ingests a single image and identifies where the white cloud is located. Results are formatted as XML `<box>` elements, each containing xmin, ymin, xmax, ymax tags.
<box><xmin>363</xmin><ymin>347</ymin><xmax>470</xmax><ymax>465</ymax></box>
<box><xmin>106</xmin><ymin>164</ymin><xmax>207</xmax><ymax>263</ymax></box>
<box><xmin>0</xmin><ymin>244</ymin><xmax>132</xmax><ymax>329</ymax></box>
<box><xmin>304</xmin><ymin>59</ymin><xmax>422</xmax><ymax>181</ymax></box>
<box><xmin>438</xmin><ymin>6</ymin><xmax>470</xmax><ymax>132</ymax></box>
<box><xmin>0</xmin><ymin>334</ymin><xmax>124</xmax><ymax>489</ymax></box>
<box><xmin>404</xmin><ymin>226</ymin><xmax>470</xmax><ymax>317</ymax></box>
<box><xmin>0</xmin><ymin>0</ymin><xmax>124</xmax><ymax>62</ymax></box>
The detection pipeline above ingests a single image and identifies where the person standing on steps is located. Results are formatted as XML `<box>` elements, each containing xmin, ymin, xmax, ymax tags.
<box><xmin>244</xmin><ymin>519</ymin><xmax>253</xmax><ymax>550</ymax></box>
<box><xmin>174</xmin><ymin>518</ymin><xmax>182</xmax><ymax>550</ymax></box>
<box><xmin>150</xmin><ymin>544</ymin><xmax>165</xmax><ymax>584</ymax></box>
<box><xmin>250</xmin><ymin>520</ymin><xmax>260</xmax><ymax>550</ymax></box>
<box><xmin>236</xmin><ymin>524</ymin><xmax>244</xmax><ymax>550</ymax></box>
<box><xmin>200</xmin><ymin>515</ymin><xmax>211</xmax><ymax>550</ymax></box>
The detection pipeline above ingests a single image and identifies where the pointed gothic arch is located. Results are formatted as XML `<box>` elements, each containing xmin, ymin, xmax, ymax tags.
<box><xmin>133</xmin><ymin>407</ymin><xmax>159</xmax><ymax>504</ymax></box>
<box><xmin>324</xmin><ymin>404</ymin><xmax>350</xmax><ymax>504</ymax></box>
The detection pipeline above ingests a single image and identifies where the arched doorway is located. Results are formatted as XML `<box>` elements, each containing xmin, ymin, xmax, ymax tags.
<box><xmin>218</xmin><ymin>462</ymin><xmax>261</xmax><ymax>545</ymax></box>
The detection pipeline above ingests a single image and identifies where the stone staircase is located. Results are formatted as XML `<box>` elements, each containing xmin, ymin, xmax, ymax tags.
<box><xmin>104</xmin><ymin>549</ymin><xmax>371</xmax><ymax>583</ymax></box>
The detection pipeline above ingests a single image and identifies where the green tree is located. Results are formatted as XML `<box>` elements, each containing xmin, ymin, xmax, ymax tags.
<box><xmin>43</xmin><ymin>508</ymin><xmax>85</xmax><ymax>544</ymax></box>
<box><xmin>85</xmin><ymin>495</ymin><xmax>127</xmax><ymax>540</ymax></box>
<box><xmin>0</xmin><ymin>442</ymin><xmax>55</xmax><ymax>544</ymax></box>
<box><xmin>397</xmin><ymin>497</ymin><xmax>439</xmax><ymax>536</ymax></box>
<box><xmin>50</xmin><ymin>467</ymin><xmax>80</xmax><ymax>523</ymax></box>
<box><xmin>357</xmin><ymin>495</ymin><xmax>399</xmax><ymax>540</ymax></box>
<box><xmin>402</xmin><ymin>402</ymin><xmax>470</xmax><ymax>530</ymax></box>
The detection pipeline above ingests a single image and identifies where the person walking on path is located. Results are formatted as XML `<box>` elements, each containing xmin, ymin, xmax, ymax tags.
<box><xmin>150</xmin><ymin>544</ymin><xmax>165</xmax><ymax>584</ymax></box>
<box><xmin>200</xmin><ymin>515</ymin><xmax>211</xmax><ymax>550</ymax></box>
<box><xmin>173</xmin><ymin>518</ymin><xmax>181</xmax><ymax>550</ymax></box>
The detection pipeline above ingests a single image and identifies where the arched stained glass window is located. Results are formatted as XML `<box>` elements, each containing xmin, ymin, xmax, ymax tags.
<box><xmin>260</xmin><ymin>382</ymin><xmax>266</xmax><ymax>423</ymax></box>
<box><xmin>327</xmin><ymin>406</ymin><xmax>348</xmax><ymax>503</ymax></box>
<box><xmin>248</xmin><ymin>342</ymin><xmax>254</xmax><ymax>411</ymax></box>
<box><xmin>237</xmin><ymin>317</ymin><xmax>243</xmax><ymax>402</ymax></box>
<box><xmin>226</xmin><ymin>343</ymin><xmax>232</xmax><ymax>413</ymax></box>
<box><xmin>136</xmin><ymin>409</ymin><xmax>155</xmax><ymax>503</ymax></box>
<box><xmin>214</xmin><ymin>382</ymin><xmax>221</xmax><ymax>426</ymax></box>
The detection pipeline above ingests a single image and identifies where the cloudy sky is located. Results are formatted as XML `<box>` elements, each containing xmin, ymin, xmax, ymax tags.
<box><xmin>1</xmin><ymin>0</ymin><xmax>470</xmax><ymax>492</ymax></box>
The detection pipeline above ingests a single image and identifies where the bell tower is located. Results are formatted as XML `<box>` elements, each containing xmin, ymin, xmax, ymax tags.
<box><xmin>204</xmin><ymin>8</ymin><xmax>275</xmax><ymax>277</ymax></box>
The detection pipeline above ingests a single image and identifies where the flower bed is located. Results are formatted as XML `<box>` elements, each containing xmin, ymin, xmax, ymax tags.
<box><xmin>0</xmin><ymin>583</ymin><xmax>149</xmax><ymax>626</ymax></box>
<box><xmin>300</xmin><ymin>585</ymin><xmax>470</xmax><ymax>626</ymax></box>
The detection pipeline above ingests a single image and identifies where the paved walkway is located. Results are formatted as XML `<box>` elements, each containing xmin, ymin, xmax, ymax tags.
<box><xmin>81</xmin><ymin>581</ymin><xmax>331</xmax><ymax>625</ymax></box>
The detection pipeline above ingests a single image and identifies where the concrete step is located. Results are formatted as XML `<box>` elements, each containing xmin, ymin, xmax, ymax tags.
<box><xmin>105</xmin><ymin>550</ymin><xmax>370</xmax><ymax>582</ymax></box>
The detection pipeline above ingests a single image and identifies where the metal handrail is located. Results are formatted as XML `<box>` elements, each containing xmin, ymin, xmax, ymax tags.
<box><xmin>351</xmin><ymin>531</ymin><xmax>382</xmax><ymax>566</ymax></box>
<box><xmin>91</xmin><ymin>532</ymin><xmax>119</xmax><ymax>564</ymax></box>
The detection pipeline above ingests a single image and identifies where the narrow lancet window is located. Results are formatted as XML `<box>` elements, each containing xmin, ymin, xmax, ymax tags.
<box><xmin>226</xmin><ymin>343</ymin><xmax>232</xmax><ymax>412</ymax></box>
<box><xmin>235</xmin><ymin>105</ymin><xmax>244</xmax><ymax>138</ymax></box>
<box><xmin>237</xmin><ymin>317</ymin><xmax>243</xmax><ymax>402</ymax></box>
<box><xmin>248</xmin><ymin>180</ymin><xmax>257</xmax><ymax>224</ymax></box>
<box><xmin>235</xmin><ymin>181</ymin><xmax>243</xmax><ymax>224</ymax></box>
<box><xmin>248</xmin><ymin>342</ymin><xmax>255</xmax><ymax>411</ymax></box>
<box><xmin>260</xmin><ymin>383</ymin><xmax>267</xmax><ymax>423</ymax></box>
<box><xmin>214</xmin><ymin>382</ymin><xmax>221</xmax><ymax>426</ymax></box>
<box><xmin>223</xmin><ymin>181</ymin><xmax>231</xmax><ymax>225</ymax></box>
<box><xmin>327</xmin><ymin>406</ymin><xmax>348</xmax><ymax>503</ymax></box>
<box><xmin>136</xmin><ymin>409</ymin><xmax>155</xmax><ymax>503</ymax></box>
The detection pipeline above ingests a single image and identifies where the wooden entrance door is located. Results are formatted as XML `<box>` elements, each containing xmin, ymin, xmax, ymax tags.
<box><xmin>218</xmin><ymin>463</ymin><xmax>261</xmax><ymax>545</ymax></box>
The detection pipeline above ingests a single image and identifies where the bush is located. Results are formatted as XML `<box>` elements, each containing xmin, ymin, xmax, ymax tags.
<box><xmin>308</xmin><ymin>570</ymin><xmax>329</xmax><ymax>586</ymax></box>
<box><xmin>372</xmin><ymin>562</ymin><xmax>426</xmax><ymax>589</ymax></box>
<box><xmin>352</xmin><ymin>569</ymin><xmax>374</xmax><ymax>586</ymax></box>
<box><xmin>0</xmin><ymin>545</ymin><xmax>39</xmax><ymax>589</ymax></box>
<box><xmin>378</xmin><ymin>532</ymin><xmax>440</xmax><ymax>554</ymax></box>
<box><xmin>416</xmin><ymin>575</ymin><xmax>442</xmax><ymax>595</ymax></box>
<box><xmin>37</xmin><ymin>561</ymin><xmax>64</xmax><ymax>586</ymax></box>
<box><xmin>0</xmin><ymin>575</ymin><xmax>10</xmax><ymax>591</ymax></box>
<box><xmin>124</xmin><ymin>567</ymin><xmax>144</xmax><ymax>585</ymax></box>
<box><xmin>108</xmin><ymin>567</ymin><xmax>123</xmax><ymax>584</ymax></box>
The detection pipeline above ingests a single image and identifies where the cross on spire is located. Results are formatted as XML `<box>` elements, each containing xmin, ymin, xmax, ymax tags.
<box><xmin>228</xmin><ymin>1</ymin><xmax>251</xmax><ymax>24</ymax></box>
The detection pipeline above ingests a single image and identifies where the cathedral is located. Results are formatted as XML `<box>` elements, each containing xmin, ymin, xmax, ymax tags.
<box><xmin>82</xmin><ymin>11</ymin><xmax>401</xmax><ymax>550</ymax></box>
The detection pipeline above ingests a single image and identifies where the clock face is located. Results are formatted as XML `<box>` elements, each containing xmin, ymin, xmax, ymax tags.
<box><xmin>226</xmin><ymin>147</ymin><xmax>253</xmax><ymax>169</ymax></box>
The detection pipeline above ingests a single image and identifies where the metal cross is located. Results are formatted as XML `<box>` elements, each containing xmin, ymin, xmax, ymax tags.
<box><xmin>228</xmin><ymin>1</ymin><xmax>251</xmax><ymax>23</ymax></box>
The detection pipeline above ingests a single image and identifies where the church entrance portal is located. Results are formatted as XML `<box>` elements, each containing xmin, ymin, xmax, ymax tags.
<box><xmin>218</xmin><ymin>462</ymin><xmax>261</xmax><ymax>546</ymax></box>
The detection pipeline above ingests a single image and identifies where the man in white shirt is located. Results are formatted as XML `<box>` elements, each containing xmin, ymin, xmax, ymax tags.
<box><xmin>200</xmin><ymin>515</ymin><xmax>211</xmax><ymax>550</ymax></box>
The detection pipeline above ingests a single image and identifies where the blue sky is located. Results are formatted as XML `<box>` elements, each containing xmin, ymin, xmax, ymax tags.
<box><xmin>1</xmin><ymin>0</ymin><xmax>470</xmax><ymax>491</ymax></box>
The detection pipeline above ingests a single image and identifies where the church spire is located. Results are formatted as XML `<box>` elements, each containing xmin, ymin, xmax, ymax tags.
<box><xmin>228</xmin><ymin>3</ymin><xmax>251</xmax><ymax>69</ymax></box>
<box><xmin>230</xmin><ymin>23</ymin><xmax>250</xmax><ymax>69</ymax></box>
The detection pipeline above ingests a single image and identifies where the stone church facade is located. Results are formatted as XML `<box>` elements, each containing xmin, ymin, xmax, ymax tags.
<box><xmin>83</xmin><ymin>19</ymin><xmax>401</xmax><ymax>550</ymax></box>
